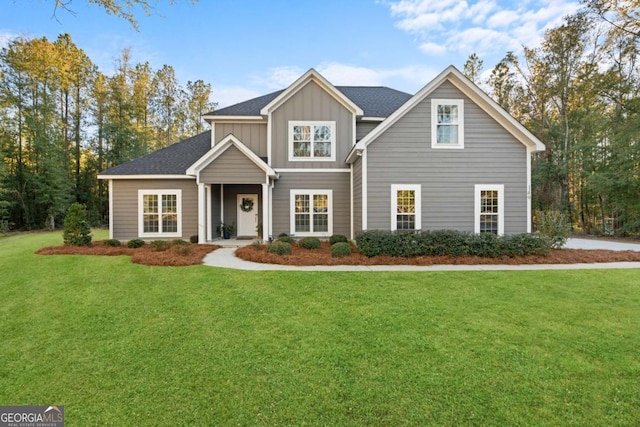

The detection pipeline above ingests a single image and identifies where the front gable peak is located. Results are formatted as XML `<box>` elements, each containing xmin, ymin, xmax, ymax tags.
<box><xmin>259</xmin><ymin>68</ymin><xmax>364</xmax><ymax>116</ymax></box>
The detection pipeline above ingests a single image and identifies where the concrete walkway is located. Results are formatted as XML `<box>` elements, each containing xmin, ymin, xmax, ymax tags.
<box><xmin>202</xmin><ymin>238</ymin><xmax>640</xmax><ymax>271</ymax></box>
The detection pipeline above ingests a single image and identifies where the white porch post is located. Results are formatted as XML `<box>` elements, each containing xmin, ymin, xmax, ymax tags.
<box><xmin>206</xmin><ymin>184</ymin><xmax>212</xmax><ymax>242</ymax></box>
<box><xmin>262</xmin><ymin>181</ymin><xmax>269</xmax><ymax>241</ymax></box>
<box><xmin>198</xmin><ymin>183</ymin><xmax>206</xmax><ymax>243</ymax></box>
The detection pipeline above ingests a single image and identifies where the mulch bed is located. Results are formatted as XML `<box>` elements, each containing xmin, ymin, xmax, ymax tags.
<box><xmin>36</xmin><ymin>241</ymin><xmax>220</xmax><ymax>266</ymax></box>
<box><xmin>236</xmin><ymin>241</ymin><xmax>640</xmax><ymax>266</ymax></box>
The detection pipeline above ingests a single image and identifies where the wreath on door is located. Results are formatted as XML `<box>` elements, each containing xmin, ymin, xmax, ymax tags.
<box><xmin>240</xmin><ymin>198</ymin><xmax>254</xmax><ymax>212</ymax></box>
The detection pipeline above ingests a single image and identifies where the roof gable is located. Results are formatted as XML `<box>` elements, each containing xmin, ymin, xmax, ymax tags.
<box><xmin>347</xmin><ymin>65</ymin><xmax>545</xmax><ymax>162</ymax></box>
<box><xmin>259</xmin><ymin>69</ymin><xmax>364</xmax><ymax>116</ymax></box>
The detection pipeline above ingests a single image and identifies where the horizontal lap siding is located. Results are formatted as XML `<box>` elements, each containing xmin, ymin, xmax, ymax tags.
<box><xmin>199</xmin><ymin>145</ymin><xmax>265</xmax><ymax>184</ymax></box>
<box><xmin>215</xmin><ymin>123</ymin><xmax>267</xmax><ymax>158</ymax></box>
<box><xmin>112</xmin><ymin>179</ymin><xmax>198</xmax><ymax>240</ymax></box>
<box><xmin>367</xmin><ymin>80</ymin><xmax>527</xmax><ymax>234</ymax></box>
<box><xmin>272</xmin><ymin>172</ymin><xmax>351</xmax><ymax>237</ymax></box>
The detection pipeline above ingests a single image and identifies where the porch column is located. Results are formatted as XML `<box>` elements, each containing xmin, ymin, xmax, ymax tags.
<box><xmin>262</xmin><ymin>182</ymin><xmax>269</xmax><ymax>241</ymax></box>
<box><xmin>198</xmin><ymin>183</ymin><xmax>206</xmax><ymax>243</ymax></box>
<box><xmin>206</xmin><ymin>184</ymin><xmax>212</xmax><ymax>242</ymax></box>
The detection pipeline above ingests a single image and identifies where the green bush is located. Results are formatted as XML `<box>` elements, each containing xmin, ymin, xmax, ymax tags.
<box><xmin>534</xmin><ymin>210</ymin><xmax>571</xmax><ymax>249</ymax></box>
<box><xmin>63</xmin><ymin>203</ymin><xmax>92</xmax><ymax>246</ymax></box>
<box><xmin>127</xmin><ymin>239</ymin><xmax>145</xmax><ymax>249</ymax></box>
<box><xmin>329</xmin><ymin>234</ymin><xmax>348</xmax><ymax>245</ymax></box>
<box><xmin>103</xmin><ymin>239</ymin><xmax>121</xmax><ymax>247</ymax></box>
<box><xmin>331</xmin><ymin>242</ymin><xmax>352</xmax><ymax>257</ymax></box>
<box><xmin>171</xmin><ymin>239</ymin><xmax>189</xmax><ymax>246</ymax></box>
<box><xmin>355</xmin><ymin>230</ymin><xmax>549</xmax><ymax>258</ymax></box>
<box><xmin>299</xmin><ymin>236</ymin><xmax>321</xmax><ymax>249</ymax></box>
<box><xmin>151</xmin><ymin>240</ymin><xmax>169</xmax><ymax>251</ymax></box>
<box><xmin>189</xmin><ymin>235</ymin><xmax>198</xmax><ymax>244</ymax></box>
<box><xmin>267</xmin><ymin>241</ymin><xmax>292</xmax><ymax>255</ymax></box>
<box><xmin>277</xmin><ymin>235</ymin><xmax>294</xmax><ymax>244</ymax></box>
<box><xmin>172</xmin><ymin>245</ymin><xmax>192</xmax><ymax>256</ymax></box>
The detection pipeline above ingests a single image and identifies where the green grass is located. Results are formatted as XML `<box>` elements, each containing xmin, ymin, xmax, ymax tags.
<box><xmin>1</xmin><ymin>231</ymin><xmax>639</xmax><ymax>426</ymax></box>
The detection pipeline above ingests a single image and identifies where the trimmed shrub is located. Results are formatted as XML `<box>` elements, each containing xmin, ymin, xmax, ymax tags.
<box><xmin>103</xmin><ymin>239</ymin><xmax>121</xmax><ymax>247</ymax></box>
<box><xmin>127</xmin><ymin>239</ymin><xmax>145</xmax><ymax>249</ymax></box>
<box><xmin>268</xmin><ymin>241</ymin><xmax>292</xmax><ymax>255</ymax></box>
<box><xmin>189</xmin><ymin>235</ymin><xmax>198</xmax><ymax>244</ymax></box>
<box><xmin>151</xmin><ymin>240</ymin><xmax>169</xmax><ymax>251</ymax></box>
<box><xmin>277</xmin><ymin>235</ymin><xmax>294</xmax><ymax>244</ymax></box>
<box><xmin>501</xmin><ymin>233</ymin><xmax>550</xmax><ymax>256</ymax></box>
<box><xmin>172</xmin><ymin>245</ymin><xmax>192</xmax><ymax>256</ymax></box>
<box><xmin>63</xmin><ymin>203</ymin><xmax>92</xmax><ymax>246</ymax></box>
<box><xmin>171</xmin><ymin>239</ymin><xmax>189</xmax><ymax>246</ymax></box>
<box><xmin>329</xmin><ymin>234</ymin><xmax>348</xmax><ymax>245</ymax></box>
<box><xmin>535</xmin><ymin>210</ymin><xmax>571</xmax><ymax>249</ymax></box>
<box><xmin>331</xmin><ymin>242</ymin><xmax>352</xmax><ymax>257</ymax></box>
<box><xmin>299</xmin><ymin>236</ymin><xmax>321</xmax><ymax>249</ymax></box>
<box><xmin>277</xmin><ymin>232</ymin><xmax>289</xmax><ymax>238</ymax></box>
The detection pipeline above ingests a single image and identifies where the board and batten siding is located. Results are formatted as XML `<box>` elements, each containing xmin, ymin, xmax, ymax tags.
<box><xmin>356</xmin><ymin>122</ymin><xmax>379</xmax><ymax>142</ymax></box>
<box><xmin>271</xmin><ymin>81</ymin><xmax>353</xmax><ymax>169</ymax></box>
<box><xmin>214</xmin><ymin>123</ymin><xmax>267</xmax><ymax>158</ymax></box>
<box><xmin>199</xmin><ymin>145</ymin><xmax>266</xmax><ymax>184</ymax></box>
<box><xmin>111</xmin><ymin>179</ymin><xmax>198</xmax><ymax>240</ymax></box>
<box><xmin>352</xmin><ymin>157</ymin><xmax>362</xmax><ymax>234</ymax></box>
<box><xmin>366</xmin><ymin>80</ymin><xmax>528</xmax><ymax>234</ymax></box>
<box><xmin>272</xmin><ymin>172</ymin><xmax>351</xmax><ymax>237</ymax></box>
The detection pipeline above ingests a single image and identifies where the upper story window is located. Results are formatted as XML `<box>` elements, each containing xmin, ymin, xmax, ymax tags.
<box><xmin>289</xmin><ymin>121</ymin><xmax>336</xmax><ymax>161</ymax></box>
<box><xmin>431</xmin><ymin>99</ymin><xmax>464</xmax><ymax>149</ymax></box>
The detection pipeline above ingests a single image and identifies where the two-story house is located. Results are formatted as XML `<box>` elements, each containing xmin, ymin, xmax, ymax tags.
<box><xmin>98</xmin><ymin>65</ymin><xmax>545</xmax><ymax>242</ymax></box>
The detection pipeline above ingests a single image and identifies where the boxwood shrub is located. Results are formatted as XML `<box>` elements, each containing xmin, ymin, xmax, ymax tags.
<box><xmin>277</xmin><ymin>235</ymin><xmax>294</xmax><ymax>244</ymax></box>
<box><xmin>331</xmin><ymin>242</ymin><xmax>352</xmax><ymax>257</ymax></box>
<box><xmin>329</xmin><ymin>234</ymin><xmax>348</xmax><ymax>245</ymax></box>
<box><xmin>268</xmin><ymin>241</ymin><xmax>292</xmax><ymax>255</ymax></box>
<box><xmin>103</xmin><ymin>239</ymin><xmax>121</xmax><ymax>247</ymax></box>
<box><xmin>355</xmin><ymin>230</ymin><xmax>549</xmax><ymax>258</ymax></box>
<box><xmin>299</xmin><ymin>236</ymin><xmax>321</xmax><ymax>249</ymax></box>
<box><xmin>151</xmin><ymin>240</ymin><xmax>169</xmax><ymax>251</ymax></box>
<box><xmin>127</xmin><ymin>239</ymin><xmax>145</xmax><ymax>249</ymax></box>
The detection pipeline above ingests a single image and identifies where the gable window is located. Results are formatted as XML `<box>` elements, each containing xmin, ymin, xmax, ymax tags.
<box><xmin>431</xmin><ymin>99</ymin><xmax>464</xmax><ymax>149</ymax></box>
<box><xmin>290</xmin><ymin>190</ymin><xmax>332</xmax><ymax>236</ymax></box>
<box><xmin>391</xmin><ymin>184</ymin><xmax>421</xmax><ymax>231</ymax></box>
<box><xmin>289</xmin><ymin>121</ymin><xmax>336</xmax><ymax>161</ymax></box>
<box><xmin>475</xmin><ymin>184</ymin><xmax>504</xmax><ymax>235</ymax></box>
<box><xmin>138</xmin><ymin>190</ymin><xmax>182</xmax><ymax>237</ymax></box>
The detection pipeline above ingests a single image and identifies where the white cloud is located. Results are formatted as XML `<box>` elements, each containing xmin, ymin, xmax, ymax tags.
<box><xmin>486</xmin><ymin>10</ymin><xmax>520</xmax><ymax>28</ymax></box>
<box><xmin>419</xmin><ymin>42</ymin><xmax>447</xmax><ymax>55</ymax></box>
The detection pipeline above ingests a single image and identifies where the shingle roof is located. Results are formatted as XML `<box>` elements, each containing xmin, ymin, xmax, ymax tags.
<box><xmin>208</xmin><ymin>86</ymin><xmax>412</xmax><ymax>118</ymax></box>
<box><xmin>99</xmin><ymin>132</ymin><xmax>210</xmax><ymax>176</ymax></box>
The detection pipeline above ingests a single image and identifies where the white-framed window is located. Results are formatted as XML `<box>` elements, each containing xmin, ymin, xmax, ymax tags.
<box><xmin>288</xmin><ymin>121</ymin><xmax>336</xmax><ymax>161</ymax></box>
<box><xmin>431</xmin><ymin>99</ymin><xmax>464</xmax><ymax>149</ymax></box>
<box><xmin>138</xmin><ymin>189</ymin><xmax>182</xmax><ymax>238</ymax></box>
<box><xmin>391</xmin><ymin>184</ymin><xmax>421</xmax><ymax>231</ymax></box>
<box><xmin>475</xmin><ymin>184</ymin><xmax>504</xmax><ymax>235</ymax></box>
<box><xmin>290</xmin><ymin>190</ymin><xmax>333</xmax><ymax>236</ymax></box>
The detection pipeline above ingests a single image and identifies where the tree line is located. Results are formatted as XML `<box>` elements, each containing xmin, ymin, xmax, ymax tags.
<box><xmin>0</xmin><ymin>33</ymin><xmax>215</xmax><ymax>230</ymax></box>
<box><xmin>465</xmin><ymin>1</ymin><xmax>640</xmax><ymax>235</ymax></box>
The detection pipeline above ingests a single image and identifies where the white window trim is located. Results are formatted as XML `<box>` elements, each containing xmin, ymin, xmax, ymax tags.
<box><xmin>138</xmin><ymin>189</ymin><xmax>182</xmax><ymax>238</ymax></box>
<box><xmin>391</xmin><ymin>184</ymin><xmax>421</xmax><ymax>231</ymax></box>
<box><xmin>431</xmin><ymin>99</ymin><xmax>464</xmax><ymax>149</ymax></box>
<box><xmin>474</xmin><ymin>184</ymin><xmax>504</xmax><ymax>236</ymax></box>
<box><xmin>288</xmin><ymin>121</ymin><xmax>336</xmax><ymax>162</ymax></box>
<box><xmin>289</xmin><ymin>189</ymin><xmax>333</xmax><ymax>237</ymax></box>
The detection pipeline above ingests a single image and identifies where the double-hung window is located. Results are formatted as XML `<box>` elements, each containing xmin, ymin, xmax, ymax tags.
<box><xmin>138</xmin><ymin>190</ymin><xmax>182</xmax><ymax>237</ymax></box>
<box><xmin>431</xmin><ymin>99</ymin><xmax>464</xmax><ymax>149</ymax></box>
<box><xmin>289</xmin><ymin>121</ymin><xmax>336</xmax><ymax>161</ymax></box>
<box><xmin>290</xmin><ymin>190</ymin><xmax>332</xmax><ymax>236</ymax></box>
<box><xmin>474</xmin><ymin>184</ymin><xmax>504</xmax><ymax>235</ymax></box>
<box><xmin>391</xmin><ymin>184</ymin><xmax>421</xmax><ymax>231</ymax></box>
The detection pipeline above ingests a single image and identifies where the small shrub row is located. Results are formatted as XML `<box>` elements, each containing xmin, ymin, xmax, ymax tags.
<box><xmin>355</xmin><ymin>229</ymin><xmax>550</xmax><ymax>258</ymax></box>
<box><xmin>127</xmin><ymin>239</ymin><xmax>145</xmax><ymax>249</ymax></box>
<box><xmin>329</xmin><ymin>234</ymin><xmax>348</xmax><ymax>245</ymax></box>
<box><xmin>331</xmin><ymin>242</ymin><xmax>352</xmax><ymax>257</ymax></box>
<box><xmin>103</xmin><ymin>239</ymin><xmax>121</xmax><ymax>247</ymax></box>
<box><xmin>299</xmin><ymin>236</ymin><xmax>321</xmax><ymax>249</ymax></box>
<box><xmin>268</xmin><ymin>241</ymin><xmax>292</xmax><ymax>255</ymax></box>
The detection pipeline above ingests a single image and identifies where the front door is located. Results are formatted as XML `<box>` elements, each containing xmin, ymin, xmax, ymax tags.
<box><xmin>237</xmin><ymin>194</ymin><xmax>258</xmax><ymax>237</ymax></box>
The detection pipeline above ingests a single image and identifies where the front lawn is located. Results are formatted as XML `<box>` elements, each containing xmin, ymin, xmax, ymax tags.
<box><xmin>1</xmin><ymin>232</ymin><xmax>639</xmax><ymax>425</ymax></box>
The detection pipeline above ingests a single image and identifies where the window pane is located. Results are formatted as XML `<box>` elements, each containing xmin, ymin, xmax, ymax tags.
<box><xmin>437</xmin><ymin>124</ymin><xmax>458</xmax><ymax>144</ymax></box>
<box><xmin>162</xmin><ymin>194</ymin><xmax>177</xmax><ymax>213</ymax></box>
<box><xmin>314</xmin><ymin>141</ymin><xmax>331</xmax><ymax>157</ymax></box>
<box><xmin>143</xmin><ymin>214</ymin><xmax>159</xmax><ymax>233</ymax></box>
<box><xmin>313</xmin><ymin>214</ymin><xmax>328</xmax><ymax>232</ymax></box>
<box><xmin>295</xmin><ymin>214</ymin><xmax>310</xmax><ymax>232</ymax></box>
<box><xmin>143</xmin><ymin>195</ymin><xmax>158</xmax><ymax>214</ymax></box>
<box><xmin>162</xmin><ymin>214</ymin><xmax>177</xmax><ymax>233</ymax></box>
<box><xmin>295</xmin><ymin>194</ymin><xmax>309</xmax><ymax>213</ymax></box>
<box><xmin>293</xmin><ymin>141</ymin><xmax>311</xmax><ymax>157</ymax></box>
<box><xmin>313</xmin><ymin>195</ymin><xmax>328</xmax><ymax>213</ymax></box>
<box><xmin>480</xmin><ymin>214</ymin><xmax>498</xmax><ymax>234</ymax></box>
<box><xmin>437</xmin><ymin>105</ymin><xmax>458</xmax><ymax>124</ymax></box>
<box><xmin>397</xmin><ymin>214</ymin><xmax>415</xmax><ymax>230</ymax></box>
<box><xmin>314</xmin><ymin>125</ymin><xmax>331</xmax><ymax>142</ymax></box>
<box><xmin>396</xmin><ymin>190</ymin><xmax>415</xmax><ymax>213</ymax></box>
<box><xmin>481</xmin><ymin>190</ymin><xmax>498</xmax><ymax>213</ymax></box>
<box><xmin>293</xmin><ymin>126</ymin><xmax>310</xmax><ymax>142</ymax></box>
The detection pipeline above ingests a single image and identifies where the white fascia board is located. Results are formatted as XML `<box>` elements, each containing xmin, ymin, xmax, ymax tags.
<box><xmin>97</xmin><ymin>174</ymin><xmax>195</xmax><ymax>180</ymax></box>
<box><xmin>360</xmin><ymin>117</ymin><xmax>386</xmax><ymax>122</ymax></box>
<box><xmin>259</xmin><ymin>69</ymin><xmax>364</xmax><ymax>116</ymax></box>
<box><xmin>202</xmin><ymin>115</ymin><xmax>266</xmax><ymax>122</ymax></box>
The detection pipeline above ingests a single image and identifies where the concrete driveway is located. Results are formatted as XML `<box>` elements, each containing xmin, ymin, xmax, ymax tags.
<box><xmin>565</xmin><ymin>238</ymin><xmax>640</xmax><ymax>252</ymax></box>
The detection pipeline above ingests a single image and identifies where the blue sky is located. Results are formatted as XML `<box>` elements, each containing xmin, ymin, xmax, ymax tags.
<box><xmin>1</xmin><ymin>0</ymin><xmax>580</xmax><ymax>107</ymax></box>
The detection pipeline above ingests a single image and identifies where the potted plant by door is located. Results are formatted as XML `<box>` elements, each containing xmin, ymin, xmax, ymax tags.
<box><xmin>217</xmin><ymin>222</ymin><xmax>235</xmax><ymax>239</ymax></box>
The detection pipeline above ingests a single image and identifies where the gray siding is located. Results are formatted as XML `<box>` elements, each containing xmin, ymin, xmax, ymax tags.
<box><xmin>272</xmin><ymin>172</ymin><xmax>351</xmax><ymax>237</ymax></box>
<box><xmin>271</xmin><ymin>81</ymin><xmax>353</xmax><ymax>169</ymax></box>
<box><xmin>352</xmin><ymin>158</ymin><xmax>362</xmax><ymax>235</ymax></box>
<box><xmin>356</xmin><ymin>122</ymin><xmax>379</xmax><ymax>141</ymax></box>
<box><xmin>215</xmin><ymin>123</ymin><xmax>267</xmax><ymax>158</ymax></box>
<box><xmin>211</xmin><ymin>184</ymin><xmax>221</xmax><ymax>236</ymax></box>
<box><xmin>366</xmin><ymin>80</ymin><xmax>528</xmax><ymax>234</ymax></box>
<box><xmin>199</xmin><ymin>145</ymin><xmax>266</xmax><ymax>184</ymax></box>
<box><xmin>111</xmin><ymin>179</ymin><xmax>198</xmax><ymax>241</ymax></box>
